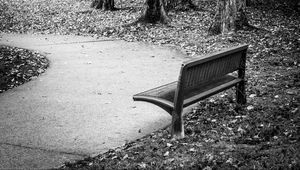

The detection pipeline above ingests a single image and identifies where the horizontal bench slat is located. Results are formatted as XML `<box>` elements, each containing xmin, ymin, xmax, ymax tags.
<box><xmin>183</xmin><ymin>45</ymin><xmax>248</xmax><ymax>67</ymax></box>
<box><xmin>133</xmin><ymin>95</ymin><xmax>174</xmax><ymax>114</ymax></box>
<box><xmin>133</xmin><ymin>81</ymin><xmax>177</xmax><ymax>103</ymax></box>
<box><xmin>133</xmin><ymin>75</ymin><xmax>242</xmax><ymax>113</ymax></box>
<box><xmin>184</xmin><ymin>52</ymin><xmax>242</xmax><ymax>89</ymax></box>
<box><xmin>183</xmin><ymin>77</ymin><xmax>242</xmax><ymax>107</ymax></box>
<box><xmin>133</xmin><ymin>81</ymin><xmax>176</xmax><ymax>113</ymax></box>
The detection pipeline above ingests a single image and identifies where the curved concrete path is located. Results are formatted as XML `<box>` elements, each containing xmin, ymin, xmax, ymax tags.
<box><xmin>0</xmin><ymin>33</ymin><xmax>190</xmax><ymax>169</ymax></box>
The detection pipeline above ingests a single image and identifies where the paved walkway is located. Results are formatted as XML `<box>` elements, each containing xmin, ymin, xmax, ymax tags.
<box><xmin>0</xmin><ymin>33</ymin><xmax>189</xmax><ymax>169</ymax></box>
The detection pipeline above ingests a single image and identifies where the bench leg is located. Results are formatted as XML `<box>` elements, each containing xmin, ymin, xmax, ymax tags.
<box><xmin>171</xmin><ymin>109</ymin><xmax>184</xmax><ymax>139</ymax></box>
<box><xmin>236</xmin><ymin>81</ymin><xmax>246</xmax><ymax>104</ymax></box>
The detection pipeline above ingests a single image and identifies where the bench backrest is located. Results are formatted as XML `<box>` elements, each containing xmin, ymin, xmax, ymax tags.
<box><xmin>174</xmin><ymin>44</ymin><xmax>248</xmax><ymax>109</ymax></box>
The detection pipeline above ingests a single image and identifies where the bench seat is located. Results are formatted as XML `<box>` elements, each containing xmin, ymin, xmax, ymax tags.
<box><xmin>133</xmin><ymin>75</ymin><xmax>242</xmax><ymax>114</ymax></box>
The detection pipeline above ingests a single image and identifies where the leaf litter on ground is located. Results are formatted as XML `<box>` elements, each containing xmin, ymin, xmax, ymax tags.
<box><xmin>0</xmin><ymin>0</ymin><xmax>299</xmax><ymax>169</ymax></box>
<box><xmin>0</xmin><ymin>45</ymin><xmax>49</xmax><ymax>93</ymax></box>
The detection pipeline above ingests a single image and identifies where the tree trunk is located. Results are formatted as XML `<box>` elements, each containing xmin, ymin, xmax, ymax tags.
<box><xmin>91</xmin><ymin>0</ymin><xmax>115</xmax><ymax>10</ymax></box>
<box><xmin>137</xmin><ymin>0</ymin><xmax>170</xmax><ymax>24</ymax></box>
<box><xmin>208</xmin><ymin>0</ymin><xmax>249</xmax><ymax>35</ymax></box>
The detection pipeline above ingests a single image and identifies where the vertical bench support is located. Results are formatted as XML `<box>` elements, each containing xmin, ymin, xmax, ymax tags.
<box><xmin>171</xmin><ymin>66</ymin><xmax>186</xmax><ymax>139</ymax></box>
<box><xmin>171</xmin><ymin>109</ymin><xmax>184</xmax><ymax>138</ymax></box>
<box><xmin>236</xmin><ymin>50</ymin><xmax>247</xmax><ymax>104</ymax></box>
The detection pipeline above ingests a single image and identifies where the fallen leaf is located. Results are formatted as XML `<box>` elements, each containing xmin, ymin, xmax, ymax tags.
<box><xmin>163</xmin><ymin>151</ymin><xmax>169</xmax><ymax>157</ymax></box>
<box><xmin>247</xmin><ymin>105</ymin><xmax>254</xmax><ymax>110</ymax></box>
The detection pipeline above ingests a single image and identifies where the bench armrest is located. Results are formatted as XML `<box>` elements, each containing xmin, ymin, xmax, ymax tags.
<box><xmin>133</xmin><ymin>95</ymin><xmax>174</xmax><ymax>114</ymax></box>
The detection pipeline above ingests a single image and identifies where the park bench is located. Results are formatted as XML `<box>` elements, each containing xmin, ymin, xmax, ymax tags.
<box><xmin>133</xmin><ymin>44</ymin><xmax>248</xmax><ymax>138</ymax></box>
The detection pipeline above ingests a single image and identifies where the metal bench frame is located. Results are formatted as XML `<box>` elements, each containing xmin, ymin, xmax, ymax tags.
<box><xmin>133</xmin><ymin>44</ymin><xmax>248</xmax><ymax>138</ymax></box>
